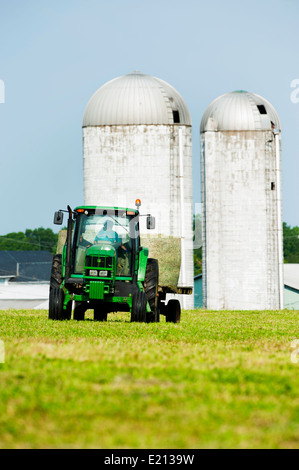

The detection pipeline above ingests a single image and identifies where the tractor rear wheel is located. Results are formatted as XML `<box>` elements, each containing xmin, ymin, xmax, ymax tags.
<box><xmin>166</xmin><ymin>299</ymin><xmax>181</xmax><ymax>323</ymax></box>
<box><xmin>49</xmin><ymin>287</ymin><xmax>72</xmax><ymax>320</ymax></box>
<box><xmin>73</xmin><ymin>302</ymin><xmax>86</xmax><ymax>321</ymax></box>
<box><xmin>143</xmin><ymin>258</ymin><xmax>159</xmax><ymax>323</ymax></box>
<box><xmin>50</xmin><ymin>254</ymin><xmax>62</xmax><ymax>290</ymax></box>
<box><xmin>131</xmin><ymin>290</ymin><xmax>147</xmax><ymax>322</ymax></box>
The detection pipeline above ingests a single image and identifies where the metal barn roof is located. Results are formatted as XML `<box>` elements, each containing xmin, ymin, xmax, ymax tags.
<box><xmin>0</xmin><ymin>251</ymin><xmax>52</xmax><ymax>283</ymax></box>
<box><xmin>284</xmin><ymin>264</ymin><xmax>299</xmax><ymax>291</ymax></box>
<box><xmin>82</xmin><ymin>71</ymin><xmax>192</xmax><ymax>126</ymax></box>
<box><xmin>0</xmin><ymin>283</ymin><xmax>49</xmax><ymax>309</ymax></box>
<box><xmin>200</xmin><ymin>90</ymin><xmax>280</xmax><ymax>132</ymax></box>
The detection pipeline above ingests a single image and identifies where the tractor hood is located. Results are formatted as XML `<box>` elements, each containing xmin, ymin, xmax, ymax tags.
<box><xmin>84</xmin><ymin>244</ymin><xmax>117</xmax><ymax>278</ymax></box>
<box><xmin>86</xmin><ymin>244</ymin><xmax>116</xmax><ymax>259</ymax></box>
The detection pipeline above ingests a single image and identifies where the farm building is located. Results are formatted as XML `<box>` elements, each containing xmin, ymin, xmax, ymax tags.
<box><xmin>194</xmin><ymin>274</ymin><xmax>203</xmax><ymax>309</ymax></box>
<box><xmin>0</xmin><ymin>251</ymin><xmax>52</xmax><ymax>309</ymax></box>
<box><xmin>194</xmin><ymin>265</ymin><xmax>299</xmax><ymax>309</ymax></box>
<box><xmin>82</xmin><ymin>71</ymin><xmax>194</xmax><ymax>308</ymax></box>
<box><xmin>200</xmin><ymin>90</ymin><xmax>283</xmax><ymax>310</ymax></box>
<box><xmin>283</xmin><ymin>264</ymin><xmax>299</xmax><ymax>309</ymax></box>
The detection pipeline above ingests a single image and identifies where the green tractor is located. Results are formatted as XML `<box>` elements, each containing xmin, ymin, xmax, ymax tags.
<box><xmin>49</xmin><ymin>203</ymin><xmax>181</xmax><ymax>323</ymax></box>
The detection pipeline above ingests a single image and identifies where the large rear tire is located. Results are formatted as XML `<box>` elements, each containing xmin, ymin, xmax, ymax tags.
<box><xmin>49</xmin><ymin>287</ymin><xmax>71</xmax><ymax>320</ymax></box>
<box><xmin>50</xmin><ymin>254</ymin><xmax>62</xmax><ymax>291</ymax></box>
<box><xmin>143</xmin><ymin>258</ymin><xmax>159</xmax><ymax>323</ymax></box>
<box><xmin>131</xmin><ymin>290</ymin><xmax>147</xmax><ymax>323</ymax></box>
<box><xmin>166</xmin><ymin>299</ymin><xmax>181</xmax><ymax>324</ymax></box>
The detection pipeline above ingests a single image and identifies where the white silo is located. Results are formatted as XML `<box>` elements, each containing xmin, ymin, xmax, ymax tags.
<box><xmin>82</xmin><ymin>71</ymin><xmax>194</xmax><ymax>308</ymax></box>
<box><xmin>200</xmin><ymin>90</ymin><xmax>283</xmax><ymax>310</ymax></box>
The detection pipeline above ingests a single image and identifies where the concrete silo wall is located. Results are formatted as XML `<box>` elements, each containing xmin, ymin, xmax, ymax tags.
<box><xmin>83</xmin><ymin>124</ymin><xmax>194</xmax><ymax>307</ymax></box>
<box><xmin>201</xmin><ymin>130</ymin><xmax>282</xmax><ymax>310</ymax></box>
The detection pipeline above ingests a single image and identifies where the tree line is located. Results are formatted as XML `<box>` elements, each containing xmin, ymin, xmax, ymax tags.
<box><xmin>283</xmin><ymin>222</ymin><xmax>299</xmax><ymax>263</ymax></box>
<box><xmin>0</xmin><ymin>222</ymin><xmax>298</xmax><ymax>268</ymax></box>
<box><xmin>0</xmin><ymin>228</ymin><xmax>58</xmax><ymax>255</ymax></box>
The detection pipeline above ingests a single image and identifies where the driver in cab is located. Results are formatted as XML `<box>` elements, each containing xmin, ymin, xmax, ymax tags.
<box><xmin>95</xmin><ymin>219</ymin><xmax>121</xmax><ymax>245</ymax></box>
<box><xmin>95</xmin><ymin>219</ymin><xmax>130</xmax><ymax>276</ymax></box>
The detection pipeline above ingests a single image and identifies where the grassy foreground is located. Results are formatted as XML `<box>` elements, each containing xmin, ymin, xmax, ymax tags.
<box><xmin>0</xmin><ymin>308</ymin><xmax>298</xmax><ymax>449</ymax></box>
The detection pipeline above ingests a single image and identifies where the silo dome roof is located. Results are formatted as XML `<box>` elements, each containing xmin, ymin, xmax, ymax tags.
<box><xmin>200</xmin><ymin>90</ymin><xmax>280</xmax><ymax>132</ymax></box>
<box><xmin>82</xmin><ymin>71</ymin><xmax>191</xmax><ymax>126</ymax></box>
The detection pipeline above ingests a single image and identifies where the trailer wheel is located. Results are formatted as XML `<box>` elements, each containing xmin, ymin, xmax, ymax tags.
<box><xmin>131</xmin><ymin>290</ymin><xmax>147</xmax><ymax>322</ymax></box>
<box><xmin>166</xmin><ymin>299</ymin><xmax>181</xmax><ymax>323</ymax></box>
<box><xmin>143</xmin><ymin>258</ymin><xmax>159</xmax><ymax>322</ymax></box>
<box><xmin>49</xmin><ymin>287</ymin><xmax>71</xmax><ymax>321</ymax></box>
<box><xmin>73</xmin><ymin>302</ymin><xmax>86</xmax><ymax>321</ymax></box>
<box><xmin>50</xmin><ymin>254</ymin><xmax>62</xmax><ymax>290</ymax></box>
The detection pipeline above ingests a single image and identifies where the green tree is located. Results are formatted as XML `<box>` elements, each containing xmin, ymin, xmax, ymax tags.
<box><xmin>193</xmin><ymin>214</ymin><xmax>202</xmax><ymax>275</ymax></box>
<box><xmin>194</xmin><ymin>247</ymin><xmax>202</xmax><ymax>275</ymax></box>
<box><xmin>0</xmin><ymin>228</ymin><xmax>58</xmax><ymax>254</ymax></box>
<box><xmin>283</xmin><ymin>222</ymin><xmax>299</xmax><ymax>263</ymax></box>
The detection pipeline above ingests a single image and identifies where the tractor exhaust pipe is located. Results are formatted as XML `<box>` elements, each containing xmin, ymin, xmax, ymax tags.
<box><xmin>65</xmin><ymin>205</ymin><xmax>73</xmax><ymax>282</ymax></box>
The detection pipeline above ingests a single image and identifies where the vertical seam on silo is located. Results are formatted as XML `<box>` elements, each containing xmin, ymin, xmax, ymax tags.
<box><xmin>265</xmin><ymin>131</ymin><xmax>271</xmax><ymax>307</ymax></box>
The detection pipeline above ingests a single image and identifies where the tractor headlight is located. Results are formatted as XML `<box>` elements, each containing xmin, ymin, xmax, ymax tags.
<box><xmin>89</xmin><ymin>270</ymin><xmax>98</xmax><ymax>277</ymax></box>
<box><xmin>87</xmin><ymin>269</ymin><xmax>108</xmax><ymax>277</ymax></box>
<box><xmin>99</xmin><ymin>270</ymin><xmax>108</xmax><ymax>277</ymax></box>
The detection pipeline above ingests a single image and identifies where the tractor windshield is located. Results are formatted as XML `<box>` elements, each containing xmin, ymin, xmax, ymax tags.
<box><xmin>73</xmin><ymin>210</ymin><xmax>137</xmax><ymax>276</ymax></box>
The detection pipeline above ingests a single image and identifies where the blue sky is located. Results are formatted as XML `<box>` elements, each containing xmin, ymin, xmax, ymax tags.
<box><xmin>0</xmin><ymin>0</ymin><xmax>298</xmax><ymax>234</ymax></box>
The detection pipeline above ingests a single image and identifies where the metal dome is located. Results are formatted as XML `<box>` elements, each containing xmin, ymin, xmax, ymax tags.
<box><xmin>200</xmin><ymin>90</ymin><xmax>280</xmax><ymax>132</ymax></box>
<box><xmin>82</xmin><ymin>71</ymin><xmax>192</xmax><ymax>126</ymax></box>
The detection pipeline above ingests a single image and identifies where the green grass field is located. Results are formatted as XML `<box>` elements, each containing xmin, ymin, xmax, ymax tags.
<box><xmin>0</xmin><ymin>308</ymin><xmax>298</xmax><ymax>449</ymax></box>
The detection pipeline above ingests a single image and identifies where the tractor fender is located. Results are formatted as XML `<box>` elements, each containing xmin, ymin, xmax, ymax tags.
<box><xmin>137</xmin><ymin>247</ymin><xmax>149</xmax><ymax>282</ymax></box>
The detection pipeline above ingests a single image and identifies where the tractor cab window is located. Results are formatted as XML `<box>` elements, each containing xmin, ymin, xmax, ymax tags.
<box><xmin>73</xmin><ymin>210</ymin><xmax>134</xmax><ymax>276</ymax></box>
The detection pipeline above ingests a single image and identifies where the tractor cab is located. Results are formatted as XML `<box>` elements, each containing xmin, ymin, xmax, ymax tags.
<box><xmin>72</xmin><ymin>207</ymin><xmax>137</xmax><ymax>279</ymax></box>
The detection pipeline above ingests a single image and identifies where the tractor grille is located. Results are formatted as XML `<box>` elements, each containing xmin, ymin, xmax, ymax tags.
<box><xmin>89</xmin><ymin>280</ymin><xmax>105</xmax><ymax>299</ymax></box>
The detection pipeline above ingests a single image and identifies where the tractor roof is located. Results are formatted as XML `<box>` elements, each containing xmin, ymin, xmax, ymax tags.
<box><xmin>74</xmin><ymin>205</ymin><xmax>138</xmax><ymax>215</ymax></box>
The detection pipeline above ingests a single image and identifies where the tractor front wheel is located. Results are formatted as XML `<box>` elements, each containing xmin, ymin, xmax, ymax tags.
<box><xmin>94</xmin><ymin>307</ymin><xmax>108</xmax><ymax>322</ymax></box>
<box><xmin>131</xmin><ymin>291</ymin><xmax>147</xmax><ymax>322</ymax></box>
<box><xmin>49</xmin><ymin>287</ymin><xmax>72</xmax><ymax>321</ymax></box>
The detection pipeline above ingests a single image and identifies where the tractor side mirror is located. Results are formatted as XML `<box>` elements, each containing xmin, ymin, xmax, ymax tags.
<box><xmin>54</xmin><ymin>211</ymin><xmax>63</xmax><ymax>225</ymax></box>
<box><xmin>146</xmin><ymin>215</ymin><xmax>155</xmax><ymax>230</ymax></box>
